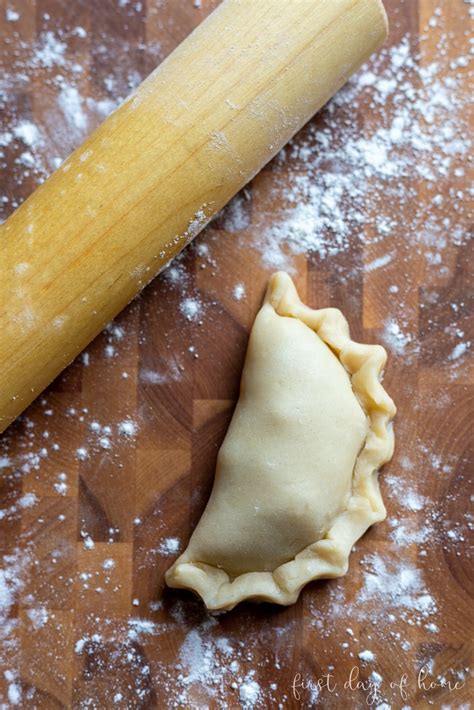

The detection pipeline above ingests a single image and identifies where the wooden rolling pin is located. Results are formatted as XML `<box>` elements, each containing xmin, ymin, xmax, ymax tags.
<box><xmin>0</xmin><ymin>0</ymin><xmax>388</xmax><ymax>433</ymax></box>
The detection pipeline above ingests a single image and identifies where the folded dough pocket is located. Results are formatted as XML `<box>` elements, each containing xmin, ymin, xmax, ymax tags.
<box><xmin>166</xmin><ymin>272</ymin><xmax>395</xmax><ymax>611</ymax></box>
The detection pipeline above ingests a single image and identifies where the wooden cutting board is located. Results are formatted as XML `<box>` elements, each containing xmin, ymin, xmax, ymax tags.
<box><xmin>0</xmin><ymin>0</ymin><xmax>472</xmax><ymax>708</ymax></box>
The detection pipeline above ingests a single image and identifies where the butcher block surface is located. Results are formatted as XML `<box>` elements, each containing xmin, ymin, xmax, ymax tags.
<box><xmin>0</xmin><ymin>0</ymin><xmax>472</xmax><ymax>708</ymax></box>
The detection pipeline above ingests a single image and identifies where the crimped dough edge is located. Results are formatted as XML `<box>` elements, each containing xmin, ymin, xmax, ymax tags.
<box><xmin>165</xmin><ymin>271</ymin><xmax>396</xmax><ymax>611</ymax></box>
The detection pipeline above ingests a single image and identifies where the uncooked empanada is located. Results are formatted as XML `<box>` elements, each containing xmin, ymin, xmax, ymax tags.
<box><xmin>166</xmin><ymin>272</ymin><xmax>395</xmax><ymax>611</ymax></box>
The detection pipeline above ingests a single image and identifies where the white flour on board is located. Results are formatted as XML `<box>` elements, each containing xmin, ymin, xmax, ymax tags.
<box><xmin>2</xmin><ymin>22</ymin><xmax>470</xmax><ymax>360</ymax></box>
<box><xmin>0</xmin><ymin>4</ymin><xmax>472</xmax><ymax>708</ymax></box>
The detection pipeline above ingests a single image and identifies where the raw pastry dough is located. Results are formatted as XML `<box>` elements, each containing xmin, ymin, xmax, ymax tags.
<box><xmin>166</xmin><ymin>272</ymin><xmax>395</xmax><ymax>610</ymax></box>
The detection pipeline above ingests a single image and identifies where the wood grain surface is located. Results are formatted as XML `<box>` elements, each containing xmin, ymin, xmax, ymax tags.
<box><xmin>0</xmin><ymin>1</ymin><xmax>472</xmax><ymax>708</ymax></box>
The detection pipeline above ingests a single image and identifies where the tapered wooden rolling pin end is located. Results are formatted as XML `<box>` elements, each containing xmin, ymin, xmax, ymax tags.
<box><xmin>1</xmin><ymin>0</ymin><xmax>388</xmax><ymax>432</ymax></box>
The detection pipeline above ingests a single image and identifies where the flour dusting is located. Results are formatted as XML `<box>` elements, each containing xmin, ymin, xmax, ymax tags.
<box><xmin>0</xmin><ymin>4</ymin><xmax>471</xmax><ymax>708</ymax></box>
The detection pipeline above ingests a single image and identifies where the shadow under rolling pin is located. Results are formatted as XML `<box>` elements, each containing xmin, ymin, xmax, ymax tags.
<box><xmin>0</xmin><ymin>0</ymin><xmax>388</xmax><ymax>433</ymax></box>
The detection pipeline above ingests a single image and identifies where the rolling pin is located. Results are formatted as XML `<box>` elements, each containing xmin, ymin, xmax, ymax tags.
<box><xmin>0</xmin><ymin>0</ymin><xmax>388</xmax><ymax>433</ymax></box>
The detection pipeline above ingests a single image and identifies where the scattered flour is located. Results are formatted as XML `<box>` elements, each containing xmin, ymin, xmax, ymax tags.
<box><xmin>0</xmin><ymin>549</ymin><xmax>32</xmax><ymax>634</ymax></box>
<box><xmin>17</xmin><ymin>492</ymin><xmax>38</xmax><ymax>509</ymax></box>
<box><xmin>180</xmin><ymin>297</ymin><xmax>202</xmax><ymax>322</ymax></box>
<box><xmin>140</xmin><ymin>362</ymin><xmax>183</xmax><ymax>384</ymax></box>
<box><xmin>358</xmin><ymin>649</ymin><xmax>376</xmax><ymax>663</ymax></box>
<box><xmin>26</xmin><ymin>607</ymin><xmax>49</xmax><ymax>630</ymax></box>
<box><xmin>359</xmin><ymin>555</ymin><xmax>437</xmax><ymax>622</ymax></box>
<box><xmin>158</xmin><ymin>537</ymin><xmax>181</xmax><ymax>556</ymax></box>
<box><xmin>6</xmin><ymin>679</ymin><xmax>21</xmax><ymax>706</ymax></box>
<box><xmin>0</xmin><ymin>7</ymin><xmax>471</xmax><ymax>708</ymax></box>
<box><xmin>13</xmin><ymin>121</ymin><xmax>41</xmax><ymax>149</ymax></box>
<box><xmin>118</xmin><ymin>418</ymin><xmax>138</xmax><ymax>437</ymax></box>
<box><xmin>449</xmin><ymin>341</ymin><xmax>470</xmax><ymax>361</ymax></box>
<box><xmin>382</xmin><ymin>319</ymin><xmax>414</xmax><ymax>355</ymax></box>
<box><xmin>239</xmin><ymin>675</ymin><xmax>261</xmax><ymax>708</ymax></box>
<box><xmin>57</xmin><ymin>85</ymin><xmax>88</xmax><ymax>135</ymax></box>
<box><xmin>390</xmin><ymin>520</ymin><xmax>431</xmax><ymax>548</ymax></box>
<box><xmin>384</xmin><ymin>476</ymin><xmax>426</xmax><ymax>512</ymax></box>
<box><xmin>83</xmin><ymin>535</ymin><xmax>95</xmax><ymax>550</ymax></box>
<box><xmin>233</xmin><ymin>283</ymin><xmax>246</xmax><ymax>301</ymax></box>
<box><xmin>218</xmin><ymin>35</ymin><xmax>471</xmax><ymax>286</ymax></box>
<box><xmin>179</xmin><ymin>625</ymin><xmax>216</xmax><ymax>686</ymax></box>
<box><xmin>34</xmin><ymin>31</ymin><xmax>66</xmax><ymax>69</ymax></box>
<box><xmin>5</xmin><ymin>8</ymin><xmax>20</xmax><ymax>22</ymax></box>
